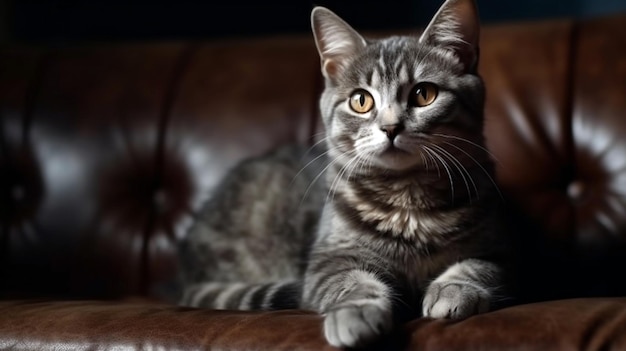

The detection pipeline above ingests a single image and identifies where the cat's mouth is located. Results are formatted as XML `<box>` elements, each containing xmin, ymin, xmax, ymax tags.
<box><xmin>383</xmin><ymin>144</ymin><xmax>410</xmax><ymax>155</ymax></box>
<box><xmin>385</xmin><ymin>134</ymin><xmax>422</xmax><ymax>155</ymax></box>
<box><xmin>372</xmin><ymin>140</ymin><xmax>424</xmax><ymax>171</ymax></box>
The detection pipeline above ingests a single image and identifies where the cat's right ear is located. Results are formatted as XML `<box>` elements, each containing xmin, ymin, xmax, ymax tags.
<box><xmin>311</xmin><ymin>7</ymin><xmax>366</xmax><ymax>81</ymax></box>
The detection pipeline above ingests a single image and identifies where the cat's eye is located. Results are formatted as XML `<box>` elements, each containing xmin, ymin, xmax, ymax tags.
<box><xmin>349</xmin><ymin>89</ymin><xmax>374</xmax><ymax>114</ymax></box>
<box><xmin>409</xmin><ymin>82</ymin><xmax>438</xmax><ymax>107</ymax></box>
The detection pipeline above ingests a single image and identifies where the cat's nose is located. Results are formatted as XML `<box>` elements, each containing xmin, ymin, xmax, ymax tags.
<box><xmin>380</xmin><ymin>123</ymin><xmax>403</xmax><ymax>140</ymax></box>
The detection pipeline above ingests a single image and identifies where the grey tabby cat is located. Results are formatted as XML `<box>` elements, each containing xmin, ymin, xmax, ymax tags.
<box><xmin>178</xmin><ymin>0</ymin><xmax>507</xmax><ymax>347</ymax></box>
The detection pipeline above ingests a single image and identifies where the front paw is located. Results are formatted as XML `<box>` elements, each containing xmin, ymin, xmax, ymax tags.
<box><xmin>323</xmin><ymin>302</ymin><xmax>393</xmax><ymax>348</ymax></box>
<box><xmin>422</xmin><ymin>281</ymin><xmax>490</xmax><ymax>319</ymax></box>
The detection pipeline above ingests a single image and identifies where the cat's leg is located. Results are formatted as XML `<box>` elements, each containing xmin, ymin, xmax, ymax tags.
<box><xmin>422</xmin><ymin>258</ymin><xmax>501</xmax><ymax>319</ymax></box>
<box><xmin>303</xmin><ymin>256</ymin><xmax>394</xmax><ymax>348</ymax></box>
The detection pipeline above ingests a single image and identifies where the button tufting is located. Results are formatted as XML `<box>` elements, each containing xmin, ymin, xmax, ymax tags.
<box><xmin>153</xmin><ymin>189</ymin><xmax>168</xmax><ymax>213</ymax></box>
<box><xmin>567</xmin><ymin>180</ymin><xmax>586</xmax><ymax>203</ymax></box>
<box><xmin>0</xmin><ymin>144</ymin><xmax>44</xmax><ymax>225</ymax></box>
<box><xmin>98</xmin><ymin>150</ymin><xmax>192</xmax><ymax>235</ymax></box>
<box><xmin>12</xmin><ymin>185</ymin><xmax>25</xmax><ymax>202</ymax></box>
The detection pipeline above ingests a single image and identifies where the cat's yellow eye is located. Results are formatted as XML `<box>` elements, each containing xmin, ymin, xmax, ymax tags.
<box><xmin>409</xmin><ymin>82</ymin><xmax>438</xmax><ymax>107</ymax></box>
<box><xmin>349</xmin><ymin>89</ymin><xmax>374</xmax><ymax>114</ymax></box>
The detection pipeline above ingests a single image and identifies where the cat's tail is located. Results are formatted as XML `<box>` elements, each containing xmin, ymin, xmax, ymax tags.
<box><xmin>179</xmin><ymin>281</ymin><xmax>302</xmax><ymax>310</ymax></box>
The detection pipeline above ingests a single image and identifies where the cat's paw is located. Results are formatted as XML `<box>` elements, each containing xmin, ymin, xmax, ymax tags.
<box><xmin>422</xmin><ymin>281</ymin><xmax>490</xmax><ymax>319</ymax></box>
<box><xmin>323</xmin><ymin>302</ymin><xmax>393</xmax><ymax>348</ymax></box>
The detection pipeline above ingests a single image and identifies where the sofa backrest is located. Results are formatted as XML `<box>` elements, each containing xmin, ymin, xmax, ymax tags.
<box><xmin>481</xmin><ymin>15</ymin><xmax>626</xmax><ymax>301</ymax></box>
<box><xmin>0</xmin><ymin>14</ymin><xmax>625</xmax><ymax>302</ymax></box>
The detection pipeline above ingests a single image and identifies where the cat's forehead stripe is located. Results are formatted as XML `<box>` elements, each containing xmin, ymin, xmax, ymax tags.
<box><xmin>393</xmin><ymin>54</ymin><xmax>404</xmax><ymax>73</ymax></box>
<box><xmin>352</xmin><ymin>37</ymin><xmax>455</xmax><ymax>94</ymax></box>
<box><xmin>397</xmin><ymin>62</ymin><xmax>409</xmax><ymax>83</ymax></box>
<box><xmin>378</xmin><ymin>49</ymin><xmax>386</xmax><ymax>70</ymax></box>
<box><xmin>369</xmin><ymin>67</ymin><xmax>381</xmax><ymax>88</ymax></box>
<box><xmin>366</xmin><ymin>39</ymin><xmax>420</xmax><ymax>86</ymax></box>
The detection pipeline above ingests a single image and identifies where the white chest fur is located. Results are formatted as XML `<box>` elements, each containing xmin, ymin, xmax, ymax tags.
<box><xmin>340</xmin><ymin>178</ymin><xmax>461</xmax><ymax>244</ymax></box>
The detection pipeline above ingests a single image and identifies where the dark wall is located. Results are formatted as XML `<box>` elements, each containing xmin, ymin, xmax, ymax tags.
<box><xmin>4</xmin><ymin>0</ymin><xmax>626</xmax><ymax>44</ymax></box>
<box><xmin>5</xmin><ymin>0</ymin><xmax>419</xmax><ymax>43</ymax></box>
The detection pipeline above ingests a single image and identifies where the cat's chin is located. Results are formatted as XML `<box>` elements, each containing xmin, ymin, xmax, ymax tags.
<box><xmin>373</xmin><ymin>148</ymin><xmax>424</xmax><ymax>172</ymax></box>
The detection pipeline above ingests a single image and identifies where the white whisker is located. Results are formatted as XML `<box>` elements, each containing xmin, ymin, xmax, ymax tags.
<box><xmin>290</xmin><ymin>146</ymin><xmax>332</xmax><ymax>187</ymax></box>
<box><xmin>423</xmin><ymin>145</ymin><xmax>455</xmax><ymax>202</ymax></box>
<box><xmin>429</xmin><ymin>143</ymin><xmax>478</xmax><ymax>202</ymax></box>
<box><xmin>422</xmin><ymin>146</ymin><xmax>441</xmax><ymax>178</ymax></box>
<box><xmin>303</xmin><ymin>135</ymin><xmax>330</xmax><ymax>157</ymax></box>
<box><xmin>432</xmin><ymin>133</ymin><xmax>502</xmax><ymax>166</ymax></box>
<box><xmin>327</xmin><ymin>151</ymin><xmax>361</xmax><ymax>203</ymax></box>
<box><xmin>300</xmin><ymin>146</ymin><xmax>350</xmax><ymax>206</ymax></box>
<box><xmin>419</xmin><ymin>149</ymin><xmax>429</xmax><ymax>172</ymax></box>
<box><xmin>440</xmin><ymin>140</ymin><xmax>505</xmax><ymax>203</ymax></box>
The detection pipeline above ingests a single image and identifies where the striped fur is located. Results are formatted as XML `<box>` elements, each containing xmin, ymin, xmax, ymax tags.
<box><xmin>181</xmin><ymin>281</ymin><xmax>302</xmax><ymax>310</ymax></box>
<box><xmin>178</xmin><ymin>0</ymin><xmax>508</xmax><ymax>348</ymax></box>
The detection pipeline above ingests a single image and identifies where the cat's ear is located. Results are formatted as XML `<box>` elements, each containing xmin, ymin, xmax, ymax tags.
<box><xmin>420</xmin><ymin>0</ymin><xmax>480</xmax><ymax>72</ymax></box>
<box><xmin>311</xmin><ymin>7</ymin><xmax>367</xmax><ymax>81</ymax></box>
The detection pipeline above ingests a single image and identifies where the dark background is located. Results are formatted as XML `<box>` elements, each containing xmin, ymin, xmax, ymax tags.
<box><xmin>0</xmin><ymin>0</ymin><xmax>625</xmax><ymax>44</ymax></box>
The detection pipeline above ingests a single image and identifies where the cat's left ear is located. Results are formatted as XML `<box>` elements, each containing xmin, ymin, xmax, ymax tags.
<box><xmin>311</xmin><ymin>7</ymin><xmax>367</xmax><ymax>81</ymax></box>
<box><xmin>420</xmin><ymin>0</ymin><xmax>480</xmax><ymax>73</ymax></box>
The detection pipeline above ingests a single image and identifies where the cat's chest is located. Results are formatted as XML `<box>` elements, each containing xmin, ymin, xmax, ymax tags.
<box><xmin>340</xmin><ymin>180</ymin><xmax>460</xmax><ymax>244</ymax></box>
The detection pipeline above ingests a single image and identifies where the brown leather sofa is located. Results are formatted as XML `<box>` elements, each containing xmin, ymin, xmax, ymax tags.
<box><xmin>1</xmin><ymin>13</ymin><xmax>626</xmax><ymax>351</ymax></box>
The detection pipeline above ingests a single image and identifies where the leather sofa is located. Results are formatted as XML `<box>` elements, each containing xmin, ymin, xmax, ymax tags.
<box><xmin>1</xmin><ymin>13</ymin><xmax>626</xmax><ymax>350</ymax></box>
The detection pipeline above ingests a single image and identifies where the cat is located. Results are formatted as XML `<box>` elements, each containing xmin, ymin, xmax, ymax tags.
<box><xmin>177</xmin><ymin>0</ymin><xmax>508</xmax><ymax>347</ymax></box>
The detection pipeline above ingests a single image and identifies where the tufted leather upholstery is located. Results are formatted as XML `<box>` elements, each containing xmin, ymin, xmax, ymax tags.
<box><xmin>1</xmin><ymin>298</ymin><xmax>626</xmax><ymax>350</ymax></box>
<box><xmin>1</xmin><ymin>13</ymin><xmax>626</xmax><ymax>351</ymax></box>
<box><xmin>480</xmin><ymin>15</ymin><xmax>626</xmax><ymax>302</ymax></box>
<box><xmin>0</xmin><ymin>39</ymin><xmax>321</xmax><ymax>300</ymax></box>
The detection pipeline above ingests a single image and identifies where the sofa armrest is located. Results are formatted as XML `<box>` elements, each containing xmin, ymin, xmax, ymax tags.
<box><xmin>1</xmin><ymin>298</ymin><xmax>625</xmax><ymax>350</ymax></box>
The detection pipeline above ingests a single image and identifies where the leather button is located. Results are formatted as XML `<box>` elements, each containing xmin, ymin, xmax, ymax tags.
<box><xmin>12</xmin><ymin>185</ymin><xmax>25</xmax><ymax>202</ymax></box>
<box><xmin>153</xmin><ymin>189</ymin><xmax>168</xmax><ymax>213</ymax></box>
<box><xmin>0</xmin><ymin>146</ymin><xmax>44</xmax><ymax>225</ymax></box>
<box><xmin>567</xmin><ymin>180</ymin><xmax>586</xmax><ymax>203</ymax></box>
<box><xmin>98</xmin><ymin>151</ymin><xmax>192</xmax><ymax>234</ymax></box>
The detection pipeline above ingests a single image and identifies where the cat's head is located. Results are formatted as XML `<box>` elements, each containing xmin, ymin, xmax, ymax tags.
<box><xmin>311</xmin><ymin>0</ymin><xmax>486</xmax><ymax>173</ymax></box>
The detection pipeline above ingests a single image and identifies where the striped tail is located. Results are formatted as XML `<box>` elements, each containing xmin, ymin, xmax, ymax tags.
<box><xmin>180</xmin><ymin>281</ymin><xmax>302</xmax><ymax>310</ymax></box>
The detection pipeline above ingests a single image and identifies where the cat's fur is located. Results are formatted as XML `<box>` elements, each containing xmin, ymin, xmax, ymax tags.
<box><xmin>178</xmin><ymin>0</ymin><xmax>508</xmax><ymax>347</ymax></box>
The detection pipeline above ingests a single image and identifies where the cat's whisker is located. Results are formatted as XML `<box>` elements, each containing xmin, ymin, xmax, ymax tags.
<box><xmin>325</xmin><ymin>148</ymin><xmax>357</xmax><ymax>201</ymax></box>
<box><xmin>327</xmin><ymin>158</ymin><xmax>349</xmax><ymax>202</ymax></box>
<box><xmin>345</xmin><ymin>154</ymin><xmax>366</xmax><ymax>196</ymax></box>
<box><xmin>440</xmin><ymin>140</ymin><xmax>505</xmax><ymax>203</ymax></box>
<box><xmin>303</xmin><ymin>135</ymin><xmax>330</xmax><ymax>157</ymax></box>
<box><xmin>309</xmin><ymin>131</ymin><xmax>328</xmax><ymax>140</ymax></box>
<box><xmin>350</xmin><ymin>138</ymin><xmax>378</xmax><ymax>167</ymax></box>
<box><xmin>429</xmin><ymin>143</ymin><xmax>479</xmax><ymax>202</ymax></box>
<box><xmin>419</xmin><ymin>149</ymin><xmax>429</xmax><ymax>173</ymax></box>
<box><xmin>353</xmin><ymin>151</ymin><xmax>368</xmax><ymax>179</ymax></box>
<box><xmin>300</xmin><ymin>147</ymin><xmax>350</xmax><ymax>206</ymax></box>
<box><xmin>344</xmin><ymin>151</ymin><xmax>374</xmax><ymax>198</ymax></box>
<box><xmin>422</xmin><ymin>146</ymin><xmax>441</xmax><ymax>179</ymax></box>
<box><xmin>290</xmin><ymin>146</ymin><xmax>333</xmax><ymax>187</ymax></box>
<box><xmin>432</xmin><ymin>133</ymin><xmax>502</xmax><ymax>166</ymax></box>
<box><xmin>364</xmin><ymin>153</ymin><xmax>376</xmax><ymax>175</ymax></box>
<box><xmin>327</xmin><ymin>151</ymin><xmax>362</xmax><ymax>203</ymax></box>
<box><xmin>429</xmin><ymin>143</ymin><xmax>471</xmax><ymax>199</ymax></box>
<box><xmin>423</xmin><ymin>145</ymin><xmax>455</xmax><ymax>202</ymax></box>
